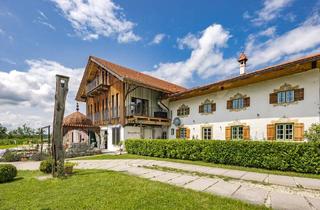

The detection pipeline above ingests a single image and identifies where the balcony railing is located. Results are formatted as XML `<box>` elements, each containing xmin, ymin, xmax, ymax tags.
<box><xmin>88</xmin><ymin>110</ymin><xmax>110</xmax><ymax>124</ymax></box>
<box><xmin>103</xmin><ymin>110</ymin><xmax>109</xmax><ymax>121</ymax></box>
<box><xmin>86</xmin><ymin>76</ymin><xmax>108</xmax><ymax>95</ymax></box>
<box><xmin>111</xmin><ymin>106</ymin><xmax>120</xmax><ymax>119</ymax></box>
<box><xmin>125</xmin><ymin>105</ymin><xmax>169</xmax><ymax>119</ymax></box>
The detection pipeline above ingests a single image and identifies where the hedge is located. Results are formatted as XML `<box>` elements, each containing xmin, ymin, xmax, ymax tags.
<box><xmin>0</xmin><ymin>164</ymin><xmax>17</xmax><ymax>183</ymax></box>
<box><xmin>125</xmin><ymin>139</ymin><xmax>320</xmax><ymax>174</ymax></box>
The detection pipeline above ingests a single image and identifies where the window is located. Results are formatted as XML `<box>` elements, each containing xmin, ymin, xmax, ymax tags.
<box><xmin>227</xmin><ymin>94</ymin><xmax>250</xmax><ymax>110</ymax></box>
<box><xmin>231</xmin><ymin>126</ymin><xmax>243</xmax><ymax>140</ymax></box>
<box><xmin>130</xmin><ymin>97</ymin><xmax>149</xmax><ymax>116</ymax></box>
<box><xmin>277</xmin><ymin>90</ymin><xmax>294</xmax><ymax>104</ymax></box>
<box><xmin>112</xmin><ymin>127</ymin><xmax>121</xmax><ymax>145</ymax></box>
<box><xmin>177</xmin><ymin>104</ymin><xmax>190</xmax><ymax>117</ymax></box>
<box><xmin>232</xmin><ymin>98</ymin><xmax>244</xmax><ymax>109</ymax></box>
<box><xmin>180</xmin><ymin>128</ymin><xmax>187</xmax><ymax>139</ymax></box>
<box><xmin>202</xmin><ymin>127</ymin><xmax>212</xmax><ymax>140</ymax></box>
<box><xmin>171</xmin><ymin>128</ymin><xmax>175</xmax><ymax>136</ymax></box>
<box><xmin>276</xmin><ymin>124</ymin><xmax>293</xmax><ymax>140</ymax></box>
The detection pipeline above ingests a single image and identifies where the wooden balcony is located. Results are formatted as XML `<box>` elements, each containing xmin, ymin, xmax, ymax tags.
<box><xmin>125</xmin><ymin>105</ymin><xmax>170</xmax><ymax>126</ymax></box>
<box><xmin>86</xmin><ymin>77</ymin><xmax>109</xmax><ymax>97</ymax></box>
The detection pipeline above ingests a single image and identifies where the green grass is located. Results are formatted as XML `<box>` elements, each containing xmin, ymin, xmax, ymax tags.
<box><xmin>75</xmin><ymin>154</ymin><xmax>320</xmax><ymax>179</ymax></box>
<box><xmin>0</xmin><ymin>144</ymin><xmax>21</xmax><ymax>149</ymax></box>
<box><xmin>0</xmin><ymin>170</ymin><xmax>266</xmax><ymax>210</ymax></box>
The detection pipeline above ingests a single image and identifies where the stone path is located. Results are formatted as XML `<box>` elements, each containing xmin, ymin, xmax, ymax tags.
<box><xmin>2</xmin><ymin>159</ymin><xmax>320</xmax><ymax>210</ymax></box>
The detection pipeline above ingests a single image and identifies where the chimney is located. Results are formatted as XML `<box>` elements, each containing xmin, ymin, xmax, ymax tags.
<box><xmin>238</xmin><ymin>52</ymin><xmax>248</xmax><ymax>75</ymax></box>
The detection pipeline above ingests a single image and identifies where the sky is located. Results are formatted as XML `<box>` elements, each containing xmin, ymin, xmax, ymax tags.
<box><xmin>1</xmin><ymin>0</ymin><xmax>320</xmax><ymax>129</ymax></box>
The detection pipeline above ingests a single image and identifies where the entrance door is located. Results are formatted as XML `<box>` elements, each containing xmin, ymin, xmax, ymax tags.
<box><xmin>104</xmin><ymin>131</ymin><xmax>108</xmax><ymax>149</ymax></box>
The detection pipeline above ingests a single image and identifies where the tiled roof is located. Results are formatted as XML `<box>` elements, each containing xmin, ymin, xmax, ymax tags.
<box><xmin>238</xmin><ymin>52</ymin><xmax>248</xmax><ymax>62</ymax></box>
<box><xmin>90</xmin><ymin>56</ymin><xmax>187</xmax><ymax>94</ymax></box>
<box><xmin>169</xmin><ymin>52</ymin><xmax>320</xmax><ymax>101</ymax></box>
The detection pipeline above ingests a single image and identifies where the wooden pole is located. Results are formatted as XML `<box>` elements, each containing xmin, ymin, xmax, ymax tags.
<box><xmin>52</xmin><ymin>75</ymin><xmax>69</xmax><ymax>177</ymax></box>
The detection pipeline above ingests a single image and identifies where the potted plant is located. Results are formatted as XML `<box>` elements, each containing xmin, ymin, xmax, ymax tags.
<box><xmin>64</xmin><ymin>162</ymin><xmax>77</xmax><ymax>175</ymax></box>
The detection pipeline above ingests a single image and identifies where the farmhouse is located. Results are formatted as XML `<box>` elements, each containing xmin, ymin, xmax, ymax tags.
<box><xmin>75</xmin><ymin>52</ymin><xmax>320</xmax><ymax>150</ymax></box>
<box><xmin>168</xmin><ymin>53</ymin><xmax>320</xmax><ymax>141</ymax></box>
<box><xmin>75</xmin><ymin>56</ymin><xmax>186</xmax><ymax>151</ymax></box>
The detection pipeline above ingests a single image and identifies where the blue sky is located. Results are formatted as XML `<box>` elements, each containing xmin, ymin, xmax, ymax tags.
<box><xmin>0</xmin><ymin>0</ymin><xmax>320</xmax><ymax>129</ymax></box>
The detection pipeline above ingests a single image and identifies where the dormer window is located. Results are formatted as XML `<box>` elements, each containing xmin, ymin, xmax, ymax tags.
<box><xmin>199</xmin><ymin>99</ymin><xmax>216</xmax><ymax>114</ymax></box>
<box><xmin>177</xmin><ymin>104</ymin><xmax>190</xmax><ymax>117</ymax></box>
<box><xmin>227</xmin><ymin>93</ymin><xmax>250</xmax><ymax>111</ymax></box>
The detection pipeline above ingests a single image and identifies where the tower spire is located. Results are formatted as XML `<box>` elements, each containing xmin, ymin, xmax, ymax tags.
<box><xmin>76</xmin><ymin>103</ymin><xmax>79</xmax><ymax>112</ymax></box>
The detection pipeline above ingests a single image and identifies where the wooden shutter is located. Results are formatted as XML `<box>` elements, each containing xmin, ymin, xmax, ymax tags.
<box><xmin>244</xmin><ymin>97</ymin><xmax>250</xmax><ymax>107</ymax></box>
<box><xmin>294</xmin><ymin>123</ymin><xmax>304</xmax><ymax>141</ymax></box>
<box><xmin>227</xmin><ymin>100</ymin><xmax>232</xmax><ymax>109</ymax></box>
<box><xmin>225</xmin><ymin>126</ymin><xmax>231</xmax><ymax>141</ymax></box>
<box><xmin>176</xmin><ymin>128</ymin><xmax>180</xmax><ymax>139</ymax></box>
<box><xmin>211</xmin><ymin>103</ymin><xmax>216</xmax><ymax>112</ymax></box>
<box><xmin>269</xmin><ymin>93</ymin><xmax>277</xmax><ymax>104</ymax></box>
<box><xmin>294</xmin><ymin>88</ymin><xmax>304</xmax><ymax>101</ymax></box>
<box><xmin>243</xmin><ymin>126</ymin><xmax>250</xmax><ymax>140</ymax></box>
<box><xmin>267</xmin><ymin>124</ymin><xmax>275</xmax><ymax>140</ymax></box>
<box><xmin>186</xmin><ymin>128</ymin><xmax>190</xmax><ymax>139</ymax></box>
<box><xmin>199</xmin><ymin>105</ymin><xmax>204</xmax><ymax>113</ymax></box>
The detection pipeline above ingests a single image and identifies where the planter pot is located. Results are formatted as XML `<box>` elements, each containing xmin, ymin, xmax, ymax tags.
<box><xmin>64</xmin><ymin>166</ymin><xmax>74</xmax><ymax>175</ymax></box>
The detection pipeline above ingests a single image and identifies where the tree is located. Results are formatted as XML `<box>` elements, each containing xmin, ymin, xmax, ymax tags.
<box><xmin>0</xmin><ymin>123</ymin><xmax>7</xmax><ymax>138</ymax></box>
<box><xmin>305</xmin><ymin>123</ymin><xmax>320</xmax><ymax>142</ymax></box>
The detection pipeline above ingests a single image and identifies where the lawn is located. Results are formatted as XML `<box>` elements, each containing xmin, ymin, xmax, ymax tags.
<box><xmin>0</xmin><ymin>170</ymin><xmax>266</xmax><ymax>210</ymax></box>
<box><xmin>0</xmin><ymin>144</ymin><xmax>21</xmax><ymax>149</ymax></box>
<box><xmin>75</xmin><ymin>154</ymin><xmax>320</xmax><ymax>179</ymax></box>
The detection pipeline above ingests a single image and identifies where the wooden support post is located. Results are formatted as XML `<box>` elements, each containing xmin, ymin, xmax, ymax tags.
<box><xmin>52</xmin><ymin>75</ymin><xmax>69</xmax><ymax>177</ymax></box>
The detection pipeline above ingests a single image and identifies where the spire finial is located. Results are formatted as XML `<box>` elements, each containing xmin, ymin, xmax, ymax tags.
<box><xmin>76</xmin><ymin>103</ymin><xmax>79</xmax><ymax>112</ymax></box>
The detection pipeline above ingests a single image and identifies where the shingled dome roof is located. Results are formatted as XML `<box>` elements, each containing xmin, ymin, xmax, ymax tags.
<box><xmin>63</xmin><ymin>104</ymin><xmax>94</xmax><ymax>128</ymax></box>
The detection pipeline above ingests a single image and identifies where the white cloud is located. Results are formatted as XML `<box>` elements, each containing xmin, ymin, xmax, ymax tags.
<box><xmin>51</xmin><ymin>0</ymin><xmax>140</xmax><ymax>43</ymax></box>
<box><xmin>177</xmin><ymin>33</ymin><xmax>199</xmax><ymax>50</ymax></box>
<box><xmin>0</xmin><ymin>60</ymin><xmax>84</xmax><ymax>129</ymax></box>
<box><xmin>252</xmin><ymin>0</ymin><xmax>294</xmax><ymax>25</ymax></box>
<box><xmin>0</xmin><ymin>58</ymin><xmax>16</xmax><ymax>65</ymax></box>
<box><xmin>34</xmin><ymin>10</ymin><xmax>56</xmax><ymax>30</ymax></box>
<box><xmin>246</xmin><ymin>12</ymin><xmax>320</xmax><ymax>68</ymax></box>
<box><xmin>147</xmin><ymin>24</ymin><xmax>237</xmax><ymax>86</ymax></box>
<box><xmin>258</xmin><ymin>26</ymin><xmax>276</xmax><ymax>37</ymax></box>
<box><xmin>149</xmin><ymin>33</ymin><xmax>166</xmax><ymax>45</ymax></box>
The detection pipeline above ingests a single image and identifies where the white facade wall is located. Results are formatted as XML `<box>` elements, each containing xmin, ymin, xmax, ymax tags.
<box><xmin>168</xmin><ymin>69</ymin><xmax>320</xmax><ymax>140</ymax></box>
<box><xmin>100</xmin><ymin>125</ymin><xmax>165</xmax><ymax>151</ymax></box>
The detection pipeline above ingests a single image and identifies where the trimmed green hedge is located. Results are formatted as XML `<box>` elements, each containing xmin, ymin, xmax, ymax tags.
<box><xmin>0</xmin><ymin>164</ymin><xmax>17</xmax><ymax>183</ymax></box>
<box><xmin>125</xmin><ymin>139</ymin><xmax>320</xmax><ymax>174</ymax></box>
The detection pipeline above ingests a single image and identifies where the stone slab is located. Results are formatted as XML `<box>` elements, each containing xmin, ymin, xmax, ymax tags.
<box><xmin>205</xmin><ymin>180</ymin><xmax>241</xmax><ymax>197</ymax></box>
<box><xmin>222</xmin><ymin>170</ymin><xmax>247</xmax><ymax>179</ymax></box>
<box><xmin>307</xmin><ymin>197</ymin><xmax>320</xmax><ymax>209</ymax></box>
<box><xmin>151</xmin><ymin>172</ymin><xmax>181</xmax><ymax>182</ymax></box>
<box><xmin>270</xmin><ymin>191</ymin><xmax>311</xmax><ymax>210</ymax></box>
<box><xmin>205</xmin><ymin>168</ymin><xmax>229</xmax><ymax>176</ymax></box>
<box><xmin>294</xmin><ymin>177</ymin><xmax>320</xmax><ymax>190</ymax></box>
<box><xmin>168</xmin><ymin>175</ymin><xmax>198</xmax><ymax>186</ymax></box>
<box><xmin>241</xmin><ymin>172</ymin><xmax>268</xmax><ymax>182</ymax></box>
<box><xmin>232</xmin><ymin>185</ymin><xmax>269</xmax><ymax>205</ymax></box>
<box><xmin>184</xmin><ymin>177</ymin><xmax>219</xmax><ymax>191</ymax></box>
<box><xmin>139</xmin><ymin>170</ymin><xmax>166</xmax><ymax>179</ymax></box>
<box><xmin>125</xmin><ymin>167</ymin><xmax>153</xmax><ymax>176</ymax></box>
<box><xmin>268</xmin><ymin>175</ymin><xmax>297</xmax><ymax>187</ymax></box>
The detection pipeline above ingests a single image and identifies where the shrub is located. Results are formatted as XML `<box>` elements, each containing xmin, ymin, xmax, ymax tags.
<box><xmin>305</xmin><ymin>123</ymin><xmax>320</xmax><ymax>142</ymax></box>
<box><xmin>0</xmin><ymin>164</ymin><xmax>17</xmax><ymax>183</ymax></box>
<box><xmin>30</xmin><ymin>152</ymin><xmax>49</xmax><ymax>161</ymax></box>
<box><xmin>40</xmin><ymin>159</ymin><xmax>53</xmax><ymax>174</ymax></box>
<box><xmin>125</xmin><ymin>139</ymin><xmax>320</xmax><ymax>174</ymax></box>
<box><xmin>2</xmin><ymin>151</ymin><xmax>22</xmax><ymax>162</ymax></box>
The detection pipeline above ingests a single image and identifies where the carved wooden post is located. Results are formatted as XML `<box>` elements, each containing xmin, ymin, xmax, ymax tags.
<box><xmin>52</xmin><ymin>75</ymin><xmax>69</xmax><ymax>177</ymax></box>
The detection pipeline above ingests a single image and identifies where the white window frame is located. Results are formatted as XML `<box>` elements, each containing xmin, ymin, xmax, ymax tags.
<box><xmin>277</xmin><ymin>90</ymin><xmax>294</xmax><ymax>104</ymax></box>
<box><xmin>202</xmin><ymin>127</ymin><xmax>212</xmax><ymax>140</ymax></box>
<box><xmin>276</xmin><ymin>123</ymin><xmax>293</xmax><ymax>140</ymax></box>
<box><xmin>231</xmin><ymin>126</ymin><xmax>243</xmax><ymax>140</ymax></box>
<box><xmin>180</xmin><ymin>128</ymin><xmax>187</xmax><ymax>139</ymax></box>
<box><xmin>232</xmin><ymin>98</ymin><xmax>244</xmax><ymax>109</ymax></box>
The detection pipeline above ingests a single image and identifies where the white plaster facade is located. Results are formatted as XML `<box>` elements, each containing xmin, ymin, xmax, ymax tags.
<box><xmin>168</xmin><ymin>68</ymin><xmax>320</xmax><ymax>140</ymax></box>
